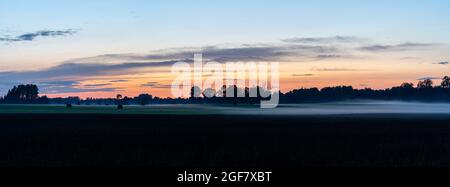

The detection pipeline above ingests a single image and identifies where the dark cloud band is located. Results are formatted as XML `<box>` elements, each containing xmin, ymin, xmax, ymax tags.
<box><xmin>358</xmin><ymin>43</ymin><xmax>435</xmax><ymax>52</ymax></box>
<box><xmin>282</xmin><ymin>36</ymin><xmax>363</xmax><ymax>43</ymax></box>
<box><xmin>0</xmin><ymin>29</ymin><xmax>76</xmax><ymax>43</ymax></box>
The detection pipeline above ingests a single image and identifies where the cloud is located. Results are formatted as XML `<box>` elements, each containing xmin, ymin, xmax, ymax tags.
<box><xmin>292</xmin><ymin>74</ymin><xmax>314</xmax><ymax>77</ymax></box>
<box><xmin>314</xmin><ymin>54</ymin><xmax>343</xmax><ymax>60</ymax></box>
<box><xmin>38</xmin><ymin>80</ymin><xmax>121</xmax><ymax>94</ymax></box>
<box><xmin>0</xmin><ymin>29</ymin><xmax>77</xmax><ymax>43</ymax></box>
<box><xmin>282</xmin><ymin>36</ymin><xmax>363</xmax><ymax>44</ymax></box>
<box><xmin>311</xmin><ymin>68</ymin><xmax>367</xmax><ymax>72</ymax></box>
<box><xmin>0</xmin><ymin>60</ymin><xmax>178</xmax><ymax>95</ymax></box>
<box><xmin>141</xmin><ymin>82</ymin><xmax>174</xmax><ymax>89</ymax></box>
<box><xmin>109</xmin><ymin>80</ymin><xmax>130</xmax><ymax>83</ymax></box>
<box><xmin>0</xmin><ymin>60</ymin><xmax>179</xmax><ymax>81</ymax></box>
<box><xmin>41</xmin><ymin>80</ymin><xmax>80</xmax><ymax>87</ymax></box>
<box><xmin>52</xmin><ymin>43</ymin><xmax>341</xmax><ymax>70</ymax></box>
<box><xmin>83</xmin><ymin>83</ymin><xmax>113</xmax><ymax>87</ymax></box>
<box><xmin>433</xmin><ymin>61</ymin><xmax>448</xmax><ymax>65</ymax></box>
<box><xmin>42</xmin><ymin>86</ymin><xmax>121</xmax><ymax>94</ymax></box>
<box><xmin>138</xmin><ymin>44</ymin><xmax>340</xmax><ymax>63</ymax></box>
<box><xmin>56</xmin><ymin>37</ymin><xmax>362</xmax><ymax>66</ymax></box>
<box><xmin>417</xmin><ymin>77</ymin><xmax>441</xmax><ymax>81</ymax></box>
<box><xmin>358</xmin><ymin>42</ymin><xmax>435</xmax><ymax>52</ymax></box>
<box><xmin>141</xmin><ymin>82</ymin><xmax>159</xmax><ymax>87</ymax></box>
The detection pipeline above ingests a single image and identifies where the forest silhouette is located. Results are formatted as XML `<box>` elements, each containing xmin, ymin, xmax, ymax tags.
<box><xmin>1</xmin><ymin>76</ymin><xmax>450</xmax><ymax>105</ymax></box>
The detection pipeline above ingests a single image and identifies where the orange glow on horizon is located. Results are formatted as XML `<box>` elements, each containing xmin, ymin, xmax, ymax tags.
<box><xmin>40</xmin><ymin>60</ymin><xmax>450</xmax><ymax>99</ymax></box>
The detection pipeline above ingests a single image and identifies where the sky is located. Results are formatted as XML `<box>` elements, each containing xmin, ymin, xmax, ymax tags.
<box><xmin>1</xmin><ymin>0</ymin><xmax>450</xmax><ymax>98</ymax></box>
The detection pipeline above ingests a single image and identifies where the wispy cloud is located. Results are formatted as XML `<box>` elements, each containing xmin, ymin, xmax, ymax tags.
<box><xmin>282</xmin><ymin>36</ymin><xmax>363</xmax><ymax>44</ymax></box>
<box><xmin>433</xmin><ymin>61</ymin><xmax>448</xmax><ymax>65</ymax></box>
<box><xmin>141</xmin><ymin>82</ymin><xmax>159</xmax><ymax>87</ymax></box>
<box><xmin>0</xmin><ymin>60</ymin><xmax>179</xmax><ymax>81</ymax></box>
<box><xmin>84</xmin><ymin>83</ymin><xmax>113</xmax><ymax>87</ymax></box>
<box><xmin>139</xmin><ymin>44</ymin><xmax>340</xmax><ymax>62</ymax></box>
<box><xmin>358</xmin><ymin>42</ymin><xmax>436</xmax><ymax>52</ymax></box>
<box><xmin>417</xmin><ymin>77</ymin><xmax>441</xmax><ymax>81</ymax></box>
<box><xmin>311</xmin><ymin>68</ymin><xmax>368</xmax><ymax>72</ymax></box>
<box><xmin>57</xmin><ymin>43</ymin><xmax>341</xmax><ymax>66</ymax></box>
<box><xmin>109</xmin><ymin>80</ymin><xmax>130</xmax><ymax>83</ymax></box>
<box><xmin>292</xmin><ymin>74</ymin><xmax>314</xmax><ymax>77</ymax></box>
<box><xmin>39</xmin><ymin>80</ymin><xmax>121</xmax><ymax>94</ymax></box>
<box><xmin>0</xmin><ymin>60</ymin><xmax>177</xmax><ymax>94</ymax></box>
<box><xmin>0</xmin><ymin>29</ymin><xmax>77</xmax><ymax>43</ymax></box>
<box><xmin>141</xmin><ymin>82</ymin><xmax>173</xmax><ymax>89</ymax></box>
<box><xmin>314</xmin><ymin>54</ymin><xmax>343</xmax><ymax>60</ymax></box>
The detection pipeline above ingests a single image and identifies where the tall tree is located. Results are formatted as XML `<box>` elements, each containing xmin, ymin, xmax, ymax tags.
<box><xmin>4</xmin><ymin>84</ymin><xmax>40</xmax><ymax>103</ymax></box>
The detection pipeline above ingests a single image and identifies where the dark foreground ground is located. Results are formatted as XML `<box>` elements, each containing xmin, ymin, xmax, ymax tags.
<box><xmin>2</xmin><ymin>114</ymin><xmax>450</xmax><ymax>167</ymax></box>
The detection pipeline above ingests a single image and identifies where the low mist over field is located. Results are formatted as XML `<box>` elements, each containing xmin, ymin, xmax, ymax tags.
<box><xmin>2</xmin><ymin>101</ymin><xmax>450</xmax><ymax>116</ymax></box>
<box><xmin>219</xmin><ymin>101</ymin><xmax>450</xmax><ymax>116</ymax></box>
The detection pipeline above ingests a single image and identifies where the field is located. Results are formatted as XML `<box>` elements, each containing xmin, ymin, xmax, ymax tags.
<box><xmin>0</xmin><ymin>104</ymin><xmax>223</xmax><ymax>115</ymax></box>
<box><xmin>2</xmin><ymin>104</ymin><xmax>450</xmax><ymax>167</ymax></box>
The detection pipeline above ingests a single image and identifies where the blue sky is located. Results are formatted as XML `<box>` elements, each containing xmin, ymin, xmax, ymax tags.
<box><xmin>2</xmin><ymin>0</ymin><xmax>449</xmax><ymax>51</ymax></box>
<box><xmin>0</xmin><ymin>0</ymin><xmax>449</xmax><ymax>97</ymax></box>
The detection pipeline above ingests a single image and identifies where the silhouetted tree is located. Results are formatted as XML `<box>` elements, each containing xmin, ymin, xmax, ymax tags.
<box><xmin>441</xmin><ymin>76</ymin><xmax>450</xmax><ymax>89</ymax></box>
<box><xmin>400</xmin><ymin>83</ymin><xmax>414</xmax><ymax>89</ymax></box>
<box><xmin>116</xmin><ymin>94</ymin><xmax>124</xmax><ymax>109</ymax></box>
<box><xmin>3</xmin><ymin>84</ymin><xmax>40</xmax><ymax>103</ymax></box>
<box><xmin>137</xmin><ymin>94</ymin><xmax>152</xmax><ymax>105</ymax></box>
<box><xmin>36</xmin><ymin>95</ymin><xmax>50</xmax><ymax>104</ymax></box>
<box><xmin>6</xmin><ymin>76</ymin><xmax>450</xmax><ymax>106</ymax></box>
<box><xmin>417</xmin><ymin>79</ymin><xmax>433</xmax><ymax>89</ymax></box>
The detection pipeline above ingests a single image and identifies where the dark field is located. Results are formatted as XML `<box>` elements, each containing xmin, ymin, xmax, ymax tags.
<box><xmin>2</xmin><ymin>114</ymin><xmax>450</xmax><ymax>167</ymax></box>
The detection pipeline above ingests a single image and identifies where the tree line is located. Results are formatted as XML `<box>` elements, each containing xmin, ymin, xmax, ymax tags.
<box><xmin>1</xmin><ymin>76</ymin><xmax>450</xmax><ymax>105</ymax></box>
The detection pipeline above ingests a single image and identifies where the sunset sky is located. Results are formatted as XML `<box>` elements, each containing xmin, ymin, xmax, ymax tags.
<box><xmin>1</xmin><ymin>0</ymin><xmax>450</xmax><ymax>98</ymax></box>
